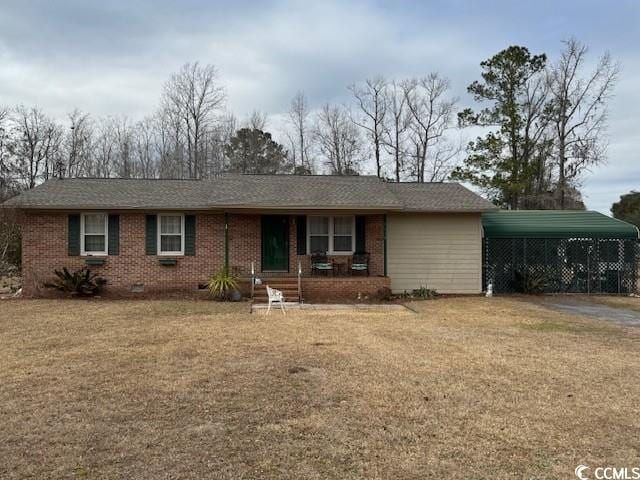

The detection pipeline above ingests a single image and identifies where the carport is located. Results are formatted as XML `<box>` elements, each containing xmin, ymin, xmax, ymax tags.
<box><xmin>482</xmin><ymin>211</ymin><xmax>639</xmax><ymax>294</ymax></box>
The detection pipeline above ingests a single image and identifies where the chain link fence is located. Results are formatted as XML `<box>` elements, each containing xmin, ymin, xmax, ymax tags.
<box><xmin>483</xmin><ymin>237</ymin><xmax>639</xmax><ymax>294</ymax></box>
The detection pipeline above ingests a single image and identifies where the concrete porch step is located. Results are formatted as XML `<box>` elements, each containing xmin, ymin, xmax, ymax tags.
<box><xmin>254</xmin><ymin>284</ymin><xmax>299</xmax><ymax>290</ymax></box>
<box><xmin>254</xmin><ymin>292</ymin><xmax>300</xmax><ymax>299</ymax></box>
<box><xmin>258</xmin><ymin>279</ymin><xmax>299</xmax><ymax>285</ymax></box>
<box><xmin>254</xmin><ymin>292</ymin><xmax>301</xmax><ymax>303</ymax></box>
<box><xmin>254</xmin><ymin>293</ymin><xmax>300</xmax><ymax>299</ymax></box>
<box><xmin>255</xmin><ymin>284</ymin><xmax>299</xmax><ymax>290</ymax></box>
<box><xmin>252</xmin><ymin>277</ymin><xmax>302</xmax><ymax>303</ymax></box>
<box><xmin>256</xmin><ymin>283</ymin><xmax>298</xmax><ymax>288</ymax></box>
<box><xmin>254</xmin><ymin>298</ymin><xmax>300</xmax><ymax>304</ymax></box>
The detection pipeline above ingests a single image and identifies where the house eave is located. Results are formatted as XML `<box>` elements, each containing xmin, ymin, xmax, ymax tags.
<box><xmin>10</xmin><ymin>204</ymin><xmax>405</xmax><ymax>213</ymax></box>
<box><xmin>10</xmin><ymin>205</ymin><xmax>498</xmax><ymax>214</ymax></box>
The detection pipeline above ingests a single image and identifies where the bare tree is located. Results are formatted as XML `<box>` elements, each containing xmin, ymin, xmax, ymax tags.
<box><xmin>152</xmin><ymin>109</ymin><xmax>179</xmax><ymax>178</ymax></box>
<box><xmin>547</xmin><ymin>38</ymin><xmax>620</xmax><ymax>208</ymax></box>
<box><xmin>214</xmin><ymin>112</ymin><xmax>237</xmax><ymax>175</ymax></box>
<box><xmin>10</xmin><ymin>105</ymin><xmax>63</xmax><ymax>188</ymax></box>
<box><xmin>193</xmin><ymin>111</ymin><xmax>235</xmax><ymax>178</ymax></box>
<box><xmin>246</xmin><ymin>110</ymin><xmax>267</xmax><ymax>130</ymax></box>
<box><xmin>162</xmin><ymin>62</ymin><xmax>226</xmax><ymax>178</ymax></box>
<box><xmin>402</xmin><ymin>74</ymin><xmax>457</xmax><ymax>183</ymax></box>
<box><xmin>287</xmin><ymin>91</ymin><xmax>312</xmax><ymax>173</ymax></box>
<box><xmin>92</xmin><ymin>117</ymin><xmax>117</xmax><ymax>178</ymax></box>
<box><xmin>113</xmin><ymin>116</ymin><xmax>134</xmax><ymax>178</ymax></box>
<box><xmin>314</xmin><ymin>103</ymin><xmax>362</xmax><ymax>175</ymax></box>
<box><xmin>63</xmin><ymin>109</ymin><xmax>93</xmax><ymax>178</ymax></box>
<box><xmin>382</xmin><ymin>80</ymin><xmax>410</xmax><ymax>181</ymax></box>
<box><xmin>519</xmin><ymin>68</ymin><xmax>554</xmax><ymax>207</ymax></box>
<box><xmin>0</xmin><ymin>107</ymin><xmax>13</xmax><ymax>197</ymax></box>
<box><xmin>348</xmin><ymin>77</ymin><xmax>387</xmax><ymax>178</ymax></box>
<box><xmin>0</xmin><ymin>107</ymin><xmax>20</xmax><ymax>270</ymax></box>
<box><xmin>161</xmin><ymin>103</ymin><xmax>188</xmax><ymax>178</ymax></box>
<box><xmin>133</xmin><ymin>117</ymin><xmax>158</xmax><ymax>178</ymax></box>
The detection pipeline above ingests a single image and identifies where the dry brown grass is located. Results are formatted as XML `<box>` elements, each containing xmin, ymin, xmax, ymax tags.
<box><xmin>585</xmin><ymin>295</ymin><xmax>640</xmax><ymax>312</ymax></box>
<box><xmin>1</xmin><ymin>297</ymin><xmax>639</xmax><ymax>479</ymax></box>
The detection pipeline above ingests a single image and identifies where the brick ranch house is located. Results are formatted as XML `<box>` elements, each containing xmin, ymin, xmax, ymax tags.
<box><xmin>2</xmin><ymin>174</ymin><xmax>497</xmax><ymax>302</ymax></box>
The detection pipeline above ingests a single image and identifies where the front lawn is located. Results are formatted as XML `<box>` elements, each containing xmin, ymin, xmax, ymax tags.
<box><xmin>585</xmin><ymin>294</ymin><xmax>640</xmax><ymax>312</ymax></box>
<box><xmin>1</xmin><ymin>297</ymin><xmax>639</xmax><ymax>479</ymax></box>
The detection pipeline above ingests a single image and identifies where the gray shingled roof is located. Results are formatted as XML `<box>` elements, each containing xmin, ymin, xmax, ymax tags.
<box><xmin>387</xmin><ymin>182</ymin><xmax>497</xmax><ymax>212</ymax></box>
<box><xmin>2</xmin><ymin>175</ymin><xmax>496</xmax><ymax>212</ymax></box>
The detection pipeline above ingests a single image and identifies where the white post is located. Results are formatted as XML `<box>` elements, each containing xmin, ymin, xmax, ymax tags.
<box><xmin>251</xmin><ymin>261</ymin><xmax>255</xmax><ymax>299</ymax></box>
<box><xmin>298</xmin><ymin>260</ymin><xmax>302</xmax><ymax>304</ymax></box>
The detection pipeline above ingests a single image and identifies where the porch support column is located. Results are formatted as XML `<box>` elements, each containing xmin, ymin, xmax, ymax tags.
<box><xmin>224</xmin><ymin>212</ymin><xmax>229</xmax><ymax>270</ymax></box>
<box><xmin>383</xmin><ymin>214</ymin><xmax>388</xmax><ymax>276</ymax></box>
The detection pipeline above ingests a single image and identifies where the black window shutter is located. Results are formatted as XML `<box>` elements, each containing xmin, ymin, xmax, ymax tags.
<box><xmin>184</xmin><ymin>215</ymin><xmax>196</xmax><ymax>256</ymax></box>
<box><xmin>68</xmin><ymin>214</ymin><xmax>80</xmax><ymax>256</ymax></box>
<box><xmin>355</xmin><ymin>215</ymin><xmax>366</xmax><ymax>253</ymax></box>
<box><xmin>108</xmin><ymin>215</ymin><xmax>119</xmax><ymax>255</ymax></box>
<box><xmin>296</xmin><ymin>215</ymin><xmax>306</xmax><ymax>255</ymax></box>
<box><xmin>145</xmin><ymin>215</ymin><xmax>157</xmax><ymax>255</ymax></box>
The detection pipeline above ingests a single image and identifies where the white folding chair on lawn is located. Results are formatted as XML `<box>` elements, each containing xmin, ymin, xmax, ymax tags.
<box><xmin>266</xmin><ymin>285</ymin><xmax>286</xmax><ymax>314</ymax></box>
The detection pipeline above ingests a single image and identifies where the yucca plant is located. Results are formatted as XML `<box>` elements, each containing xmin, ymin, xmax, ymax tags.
<box><xmin>44</xmin><ymin>267</ymin><xmax>107</xmax><ymax>296</ymax></box>
<box><xmin>207</xmin><ymin>267</ymin><xmax>239</xmax><ymax>300</ymax></box>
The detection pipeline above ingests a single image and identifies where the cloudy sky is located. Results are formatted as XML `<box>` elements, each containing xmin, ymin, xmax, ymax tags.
<box><xmin>1</xmin><ymin>0</ymin><xmax>638</xmax><ymax>213</ymax></box>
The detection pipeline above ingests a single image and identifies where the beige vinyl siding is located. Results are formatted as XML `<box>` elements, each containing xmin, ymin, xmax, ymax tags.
<box><xmin>387</xmin><ymin>213</ymin><xmax>483</xmax><ymax>294</ymax></box>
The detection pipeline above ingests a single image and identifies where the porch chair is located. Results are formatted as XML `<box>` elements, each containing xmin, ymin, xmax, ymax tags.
<box><xmin>266</xmin><ymin>285</ymin><xmax>286</xmax><ymax>314</ymax></box>
<box><xmin>349</xmin><ymin>252</ymin><xmax>370</xmax><ymax>276</ymax></box>
<box><xmin>311</xmin><ymin>251</ymin><xmax>334</xmax><ymax>276</ymax></box>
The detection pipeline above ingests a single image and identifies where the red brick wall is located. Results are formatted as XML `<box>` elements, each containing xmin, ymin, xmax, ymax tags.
<box><xmin>21</xmin><ymin>212</ymin><xmax>387</xmax><ymax>297</ymax></box>
<box><xmin>301</xmin><ymin>276</ymin><xmax>390</xmax><ymax>302</ymax></box>
<box><xmin>21</xmin><ymin>212</ymin><xmax>226</xmax><ymax>297</ymax></box>
<box><xmin>228</xmin><ymin>214</ymin><xmax>261</xmax><ymax>276</ymax></box>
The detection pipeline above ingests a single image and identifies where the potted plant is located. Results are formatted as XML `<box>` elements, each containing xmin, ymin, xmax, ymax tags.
<box><xmin>207</xmin><ymin>267</ymin><xmax>240</xmax><ymax>301</ymax></box>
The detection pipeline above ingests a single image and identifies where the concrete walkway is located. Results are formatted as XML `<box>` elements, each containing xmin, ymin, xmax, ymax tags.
<box><xmin>537</xmin><ymin>296</ymin><xmax>640</xmax><ymax>327</ymax></box>
<box><xmin>251</xmin><ymin>302</ymin><xmax>411</xmax><ymax>313</ymax></box>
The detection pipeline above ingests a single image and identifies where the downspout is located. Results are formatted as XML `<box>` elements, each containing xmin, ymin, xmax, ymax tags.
<box><xmin>383</xmin><ymin>214</ymin><xmax>388</xmax><ymax>276</ymax></box>
<box><xmin>224</xmin><ymin>212</ymin><xmax>229</xmax><ymax>270</ymax></box>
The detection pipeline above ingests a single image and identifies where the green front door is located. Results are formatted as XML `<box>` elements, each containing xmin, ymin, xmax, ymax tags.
<box><xmin>261</xmin><ymin>215</ymin><xmax>289</xmax><ymax>272</ymax></box>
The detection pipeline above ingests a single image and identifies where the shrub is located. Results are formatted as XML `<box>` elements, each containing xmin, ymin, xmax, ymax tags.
<box><xmin>376</xmin><ymin>286</ymin><xmax>393</xmax><ymax>301</ymax></box>
<box><xmin>412</xmin><ymin>285</ymin><xmax>439</xmax><ymax>300</ymax></box>
<box><xmin>207</xmin><ymin>267</ymin><xmax>239</xmax><ymax>300</ymax></box>
<box><xmin>44</xmin><ymin>267</ymin><xmax>106</xmax><ymax>296</ymax></box>
<box><xmin>514</xmin><ymin>269</ymin><xmax>546</xmax><ymax>295</ymax></box>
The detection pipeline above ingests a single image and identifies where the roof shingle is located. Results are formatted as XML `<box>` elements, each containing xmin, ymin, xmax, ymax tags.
<box><xmin>386</xmin><ymin>182</ymin><xmax>496</xmax><ymax>212</ymax></box>
<box><xmin>2</xmin><ymin>174</ymin><xmax>495</xmax><ymax>213</ymax></box>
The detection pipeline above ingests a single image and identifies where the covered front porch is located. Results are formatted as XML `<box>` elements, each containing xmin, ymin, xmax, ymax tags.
<box><xmin>224</xmin><ymin>212</ymin><xmax>389</xmax><ymax>303</ymax></box>
<box><xmin>247</xmin><ymin>273</ymin><xmax>391</xmax><ymax>304</ymax></box>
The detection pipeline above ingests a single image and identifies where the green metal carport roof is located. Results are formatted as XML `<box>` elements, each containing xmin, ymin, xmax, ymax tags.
<box><xmin>482</xmin><ymin>210</ymin><xmax>640</xmax><ymax>239</ymax></box>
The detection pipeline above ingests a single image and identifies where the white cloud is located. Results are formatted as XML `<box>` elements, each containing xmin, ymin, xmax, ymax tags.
<box><xmin>0</xmin><ymin>0</ymin><xmax>638</xmax><ymax>212</ymax></box>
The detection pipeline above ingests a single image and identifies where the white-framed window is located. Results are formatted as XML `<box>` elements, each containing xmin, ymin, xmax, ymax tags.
<box><xmin>308</xmin><ymin>216</ymin><xmax>330</xmax><ymax>254</ymax></box>
<box><xmin>158</xmin><ymin>213</ymin><xmax>184</xmax><ymax>255</ymax></box>
<box><xmin>81</xmin><ymin>212</ymin><xmax>108</xmax><ymax>256</ymax></box>
<box><xmin>307</xmin><ymin>215</ymin><xmax>355</xmax><ymax>255</ymax></box>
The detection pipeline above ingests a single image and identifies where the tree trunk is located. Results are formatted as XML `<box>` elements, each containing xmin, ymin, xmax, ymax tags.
<box><xmin>559</xmin><ymin>148</ymin><xmax>566</xmax><ymax>210</ymax></box>
<box><xmin>394</xmin><ymin>127</ymin><xmax>401</xmax><ymax>182</ymax></box>
<box><xmin>557</xmin><ymin>117</ymin><xmax>567</xmax><ymax>210</ymax></box>
<box><xmin>299</xmin><ymin>128</ymin><xmax>304</xmax><ymax>171</ymax></box>
<box><xmin>374</xmin><ymin>135</ymin><xmax>381</xmax><ymax>178</ymax></box>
